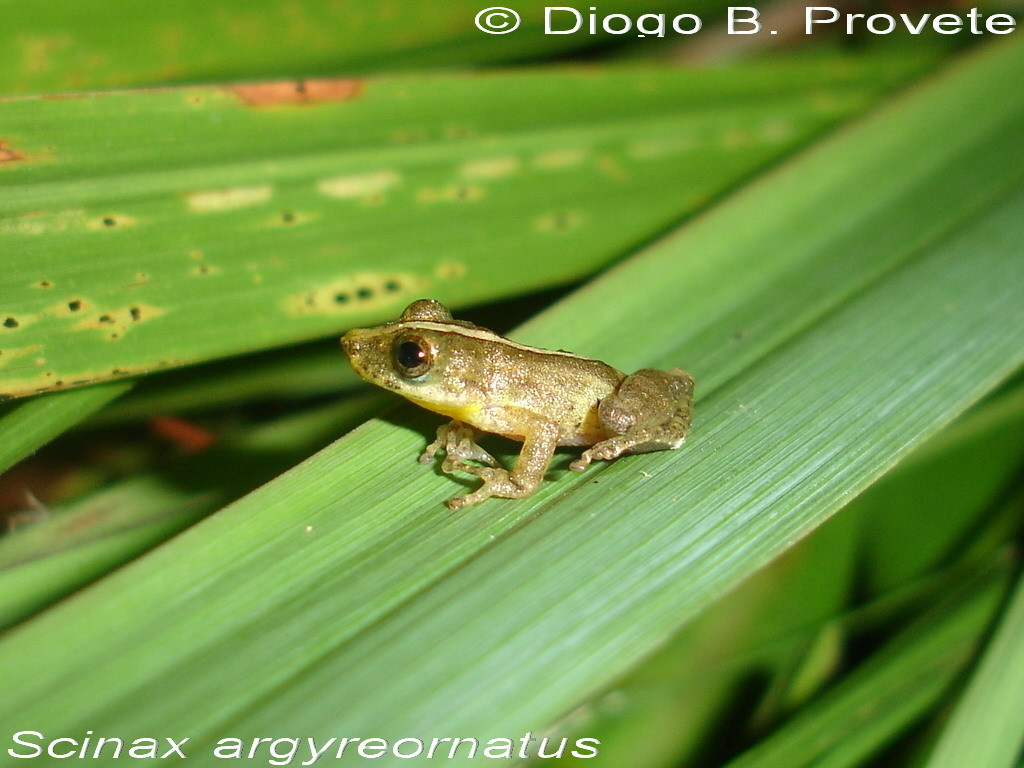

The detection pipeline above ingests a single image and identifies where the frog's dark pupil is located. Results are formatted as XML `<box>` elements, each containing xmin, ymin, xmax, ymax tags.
<box><xmin>397</xmin><ymin>340</ymin><xmax>426</xmax><ymax>370</ymax></box>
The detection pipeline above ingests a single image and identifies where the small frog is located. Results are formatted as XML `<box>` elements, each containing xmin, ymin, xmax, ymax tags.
<box><xmin>341</xmin><ymin>299</ymin><xmax>694</xmax><ymax>510</ymax></box>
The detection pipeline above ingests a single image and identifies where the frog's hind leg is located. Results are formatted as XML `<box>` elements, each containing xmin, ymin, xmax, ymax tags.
<box><xmin>570</xmin><ymin>368</ymin><xmax>694</xmax><ymax>472</ymax></box>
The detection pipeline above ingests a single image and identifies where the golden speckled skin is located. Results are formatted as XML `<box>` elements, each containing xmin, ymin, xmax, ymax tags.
<box><xmin>341</xmin><ymin>299</ymin><xmax>694</xmax><ymax>509</ymax></box>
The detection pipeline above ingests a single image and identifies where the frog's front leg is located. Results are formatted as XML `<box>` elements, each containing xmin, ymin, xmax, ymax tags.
<box><xmin>420</xmin><ymin>420</ymin><xmax>499</xmax><ymax>468</ymax></box>
<box><xmin>445</xmin><ymin>422</ymin><xmax>560</xmax><ymax>510</ymax></box>
<box><xmin>570</xmin><ymin>368</ymin><xmax>694</xmax><ymax>472</ymax></box>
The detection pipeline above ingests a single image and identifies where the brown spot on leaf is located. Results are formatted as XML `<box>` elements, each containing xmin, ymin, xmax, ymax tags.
<box><xmin>0</xmin><ymin>141</ymin><xmax>26</xmax><ymax>165</ymax></box>
<box><xmin>231</xmin><ymin>78</ymin><xmax>363</xmax><ymax>107</ymax></box>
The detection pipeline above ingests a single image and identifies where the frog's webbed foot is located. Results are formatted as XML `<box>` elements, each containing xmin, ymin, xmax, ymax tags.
<box><xmin>420</xmin><ymin>420</ymin><xmax>498</xmax><ymax>468</ymax></box>
<box><xmin>571</xmin><ymin>368</ymin><xmax>694</xmax><ymax>473</ymax></box>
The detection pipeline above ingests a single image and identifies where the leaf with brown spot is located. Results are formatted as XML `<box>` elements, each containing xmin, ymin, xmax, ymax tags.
<box><xmin>0</xmin><ymin>50</ymin><xmax>944</xmax><ymax>397</ymax></box>
<box><xmin>0</xmin><ymin>141</ymin><xmax>26</xmax><ymax>164</ymax></box>
<box><xmin>231</xmin><ymin>78</ymin><xmax>363</xmax><ymax>107</ymax></box>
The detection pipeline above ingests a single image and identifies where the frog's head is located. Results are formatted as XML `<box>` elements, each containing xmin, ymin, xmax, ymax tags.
<box><xmin>341</xmin><ymin>299</ymin><xmax>492</xmax><ymax>418</ymax></box>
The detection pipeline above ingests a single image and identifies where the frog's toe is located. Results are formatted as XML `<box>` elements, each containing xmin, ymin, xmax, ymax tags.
<box><xmin>452</xmin><ymin>439</ymin><xmax>498</xmax><ymax>467</ymax></box>
<box><xmin>569</xmin><ymin>453</ymin><xmax>593</xmax><ymax>472</ymax></box>
<box><xmin>446</xmin><ymin>494</ymin><xmax>470</xmax><ymax>511</ymax></box>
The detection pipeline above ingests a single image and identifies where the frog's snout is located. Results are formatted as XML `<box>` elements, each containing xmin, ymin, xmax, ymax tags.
<box><xmin>340</xmin><ymin>330</ymin><xmax>364</xmax><ymax>362</ymax></box>
<box><xmin>340</xmin><ymin>328</ymin><xmax>381</xmax><ymax>374</ymax></box>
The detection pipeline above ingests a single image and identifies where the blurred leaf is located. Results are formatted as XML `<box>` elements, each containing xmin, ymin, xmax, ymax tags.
<box><xmin>859</xmin><ymin>381</ymin><xmax>1024</xmax><ymax>594</ymax></box>
<box><xmin>0</xmin><ymin>37</ymin><xmax>1021</xmax><ymax>759</ymax></box>
<box><xmin>720</xmin><ymin>563</ymin><xmax>1011</xmax><ymax>768</ymax></box>
<box><xmin>0</xmin><ymin>0</ymin><xmax>726</xmax><ymax>95</ymax></box>
<box><xmin>89</xmin><ymin>342</ymin><xmax>359</xmax><ymax>423</ymax></box>
<box><xmin>923</xmin><ymin>568</ymin><xmax>1024</xmax><ymax>768</ymax></box>
<box><xmin>0</xmin><ymin>391</ymin><xmax>387</xmax><ymax>629</ymax></box>
<box><xmin>1</xmin><ymin>55</ymin><xmax>925</xmax><ymax>398</ymax></box>
<box><xmin>0</xmin><ymin>382</ymin><xmax>128</xmax><ymax>473</ymax></box>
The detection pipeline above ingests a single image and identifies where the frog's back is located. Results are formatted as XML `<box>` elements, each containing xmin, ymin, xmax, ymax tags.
<box><xmin>475</xmin><ymin>341</ymin><xmax>625</xmax><ymax>445</ymax></box>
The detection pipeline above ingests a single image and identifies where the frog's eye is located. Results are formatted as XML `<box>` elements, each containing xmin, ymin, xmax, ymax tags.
<box><xmin>393</xmin><ymin>334</ymin><xmax>434</xmax><ymax>379</ymax></box>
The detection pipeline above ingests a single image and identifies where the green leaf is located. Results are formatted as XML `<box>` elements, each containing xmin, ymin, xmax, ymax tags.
<box><xmin>858</xmin><ymin>381</ymin><xmax>1024</xmax><ymax>594</ymax></box>
<box><xmin>720</xmin><ymin>565</ymin><xmax>1010</xmax><ymax>768</ymax></box>
<box><xmin>0</xmin><ymin>382</ymin><xmax>129</xmax><ymax>473</ymax></box>
<box><xmin>0</xmin><ymin>0</ymin><xmax>724</xmax><ymax>95</ymax></box>
<box><xmin>1</xmin><ymin>56</ymin><xmax>922</xmax><ymax>398</ymax></box>
<box><xmin>0</xmin><ymin>391</ymin><xmax>387</xmax><ymax>629</ymax></box>
<box><xmin>90</xmin><ymin>342</ymin><xmax>359</xmax><ymax>423</ymax></box>
<box><xmin>0</xmin><ymin>37</ymin><xmax>1021</xmax><ymax>757</ymax></box>
<box><xmin>923</xmin><ymin>569</ymin><xmax>1024</xmax><ymax>768</ymax></box>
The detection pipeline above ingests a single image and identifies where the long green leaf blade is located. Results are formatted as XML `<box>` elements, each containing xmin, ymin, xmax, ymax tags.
<box><xmin>924</xmin><ymin>570</ymin><xmax>1024</xmax><ymax>768</ymax></box>
<box><xmin>720</xmin><ymin>569</ymin><xmax>1010</xmax><ymax>768</ymax></box>
<box><xmin>0</xmin><ymin>382</ymin><xmax>128</xmax><ymax>473</ymax></box>
<box><xmin>0</xmin><ymin>0</ymin><xmax>720</xmax><ymax>94</ymax></box>
<box><xmin>0</xmin><ymin>58</ymin><xmax>919</xmax><ymax>397</ymax></box>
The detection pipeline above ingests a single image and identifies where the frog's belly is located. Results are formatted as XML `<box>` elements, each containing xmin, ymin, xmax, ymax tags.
<box><xmin>473</xmin><ymin>403</ymin><xmax>608</xmax><ymax>446</ymax></box>
<box><xmin>409</xmin><ymin>395</ymin><xmax>609</xmax><ymax>445</ymax></box>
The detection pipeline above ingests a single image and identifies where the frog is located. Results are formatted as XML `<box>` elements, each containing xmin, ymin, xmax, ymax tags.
<box><xmin>341</xmin><ymin>299</ymin><xmax>694</xmax><ymax>510</ymax></box>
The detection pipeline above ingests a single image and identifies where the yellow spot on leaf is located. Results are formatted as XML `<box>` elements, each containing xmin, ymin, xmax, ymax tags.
<box><xmin>596</xmin><ymin>154</ymin><xmax>628</xmax><ymax>181</ymax></box>
<box><xmin>73</xmin><ymin>304</ymin><xmax>166</xmax><ymax>337</ymax></box>
<box><xmin>434</xmin><ymin>261</ymin><xmax>466</xmax><ymax>282</ymax></box>
<box><xmin>0</xmin><ymin>345</ymin><xmax>42</xmax><ymax>371</ymax></box>
<box><xmin>269</xmin><ymin>210</ymin><xmax>317</xmax><ymax>227</ymax></box>
<box><xmin>284</xmin><ymin>273</ymin><xmax>428</xmax><ymax>317</ymax></box>
<box><xmin>460</xmin><ymin>157</ymin><xmax>520</xmax><ymax>180</ymax></box>
<box><xmin>416</xmin><ymin>184</ymin><xmax>484</xmax><ymax>204</ymax></box>
<box><xmin>54</xmin><ymin>298</ymin><xmax>89</xmax><ymax>317</ymax></box>
<box><xmin>627</xmin><ymin>135</ymin><xmax>697</xmax><ymax>160</ymax></box>
<box><xmin>534</xmin><ymin>211</ymin><xmax>586</xmax><ymax>233</ymax></box>
<box><xmin>722</xmin><ymin>129</ymin><xmax>752</xmax><ymax>149</ymax></box>
<box><xmin>0</xmin><ymin>209</ymin><xmax>85</xmax><ymax>235</ymax></box>
<box><xmin>760</xmin><ymin>121</ymin><xmax>794</xmax><ymax>143</ymax></box>
<box><xmin>86</xmin><ymin>214</ymin><xmax>138</xmax><ymax>231</ymax></box>
<box><xmin>533</xmin><ymin>148</ymin><xmax>588</xmax><ymax>170</ymax></box>
<box><xmin>187</xmin><ymin>185</ymin><xmax>273</xmax><ymax>213</ymax></box>
<box><xmin>20</xmin><ymin>34</ymin><xmax>72</xmax><ymax>75</ymax></box>
<box><xmin>318</xmin><ymin>171</ymin><xmax>400</xmax><ymax>200</ymax></box>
